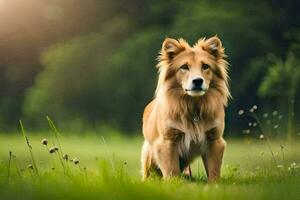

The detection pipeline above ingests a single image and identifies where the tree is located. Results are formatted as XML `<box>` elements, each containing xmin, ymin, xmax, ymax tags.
<box><xmin>22</xmin><ymin>17</ymin><xmax>132</xmax><ymax>130</ymax></box>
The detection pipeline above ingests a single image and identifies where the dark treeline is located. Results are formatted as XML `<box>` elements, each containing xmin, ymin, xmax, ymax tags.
<box><xmin>0</xmin><ymin>0</ymin><xmax>299</xmax><ymax>136</ymax></box>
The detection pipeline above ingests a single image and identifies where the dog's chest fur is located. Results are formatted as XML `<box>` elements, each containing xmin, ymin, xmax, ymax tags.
<box><xmin>166</xmin><ymin>118</ymin><xmax>220</xmax><ymax>160</ymax></box>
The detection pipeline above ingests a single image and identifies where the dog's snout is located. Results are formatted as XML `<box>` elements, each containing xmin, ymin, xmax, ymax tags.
<box><xmin>192</xmin><ymin>78</ymin><xmax>203</xmax><ymax>88</ymax></box>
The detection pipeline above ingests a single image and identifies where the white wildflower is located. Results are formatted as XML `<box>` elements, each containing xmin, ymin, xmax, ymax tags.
<box><xmin>259</xmin><ymin>134</ymin><xmax>264</xmax><ymax>139</ymax></box>
<box><xmin>291</xmin><ymin>162</ymin><xmax>297</xmax><ymax>168</ymax></box>
<box><xmin>238</xmin><ymin>110</ymin><xmax>244</xmax><ymax>115</ymax></box>
<box><xmin>277</xmin><ymin>165</ymin><xmax>284</xmax><ymax>169</ymax></box>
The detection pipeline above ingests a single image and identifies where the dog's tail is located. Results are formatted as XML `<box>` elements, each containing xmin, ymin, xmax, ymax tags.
<box><xmin>141</xmin><ymin>141</ymin><xmax>152</xmax><ymax>180</ymax></box>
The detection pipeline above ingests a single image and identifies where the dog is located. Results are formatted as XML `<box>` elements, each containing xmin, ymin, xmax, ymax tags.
<box><xmin>141</xmin><ymin>36</ymin><xmax>230</xmax><ymax>182</ymax></box>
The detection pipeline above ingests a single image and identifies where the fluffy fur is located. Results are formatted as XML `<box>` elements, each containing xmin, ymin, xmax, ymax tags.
<box><xmin>141</xmin><ymin>36</ymin><xmax>230</xmax><ymax>182</ymax></box>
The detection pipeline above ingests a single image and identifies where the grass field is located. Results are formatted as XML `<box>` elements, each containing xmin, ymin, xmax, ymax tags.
<box><xmin>0</xmin><ymin>131</ymin><xmax>300</xmax><ymax>200</ymax></box>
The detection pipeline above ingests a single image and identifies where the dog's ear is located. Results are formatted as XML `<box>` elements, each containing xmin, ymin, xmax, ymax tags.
<box><xmin>202</xmin><ymin>36</ymin><xmax>225</xmax><ymax>59</ymax></box>
<box><xmin>160</xmin><ymin>38</ymin><xmax>186</xmax><ymax>61</ymax></box>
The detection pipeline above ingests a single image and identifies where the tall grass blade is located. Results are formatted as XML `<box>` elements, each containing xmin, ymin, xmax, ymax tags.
<box><xmin>46</xmin><ymin>116</ymin><xmax>68</xmax><ymax>174</ymax></box>
<box><xmin>7</xmin><ymin>151</ymin><xmax>12</xmax><ymax>182</ymax></box>
<box><xmin>46</xmin><ymin>116</ymin><xmax>63</xmax><ymax>152</ymax></box>
<box><xmin>19</xmin><ymin>120</ymin><xmax>39</xmax><ymax>175</ymax></box>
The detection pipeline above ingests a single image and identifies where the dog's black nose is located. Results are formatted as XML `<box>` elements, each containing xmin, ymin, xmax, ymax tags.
<box><xmin>192</xmin><ymin>78</ymin><xmax>203</xmax><ymax>88</ymax></box>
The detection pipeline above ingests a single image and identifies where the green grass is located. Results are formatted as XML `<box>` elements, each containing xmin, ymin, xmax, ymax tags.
<box><xmin>0</xmin><ymin>133</ymin><xmax>300</xmax><ymax>200</ymax></box>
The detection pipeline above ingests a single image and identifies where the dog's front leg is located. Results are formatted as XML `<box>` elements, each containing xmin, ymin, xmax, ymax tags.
<box><xmin>154</xmin><ymin>132</ymin><xmax>180</xmax><ymax>179</ymax></box>
<box><xmin>202</xmin><ymin>138</ymin><xmax>226</xmax><ymax>182</ymax></box>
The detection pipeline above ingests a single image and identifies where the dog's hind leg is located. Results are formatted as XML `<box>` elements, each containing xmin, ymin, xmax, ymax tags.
<box><xmin>179</xmin><ymin>158</ymin><xmax>192</xmax><ymax>177</ymax></box>
<box><xmin>183</xmin><ymin>165</ymin><xmax>192</xmax><ymax>177</ymax></box>
<box><xmin>141</xmin><ymin>141</ymin><xmax>152</xmax><ymax>180</ymax></box>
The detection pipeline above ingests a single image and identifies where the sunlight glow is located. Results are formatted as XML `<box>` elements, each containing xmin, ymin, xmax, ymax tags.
<box><xmin>0</xmin><ymin>0</ymin><xmax>4</xmax><ymax>9</ymax></box>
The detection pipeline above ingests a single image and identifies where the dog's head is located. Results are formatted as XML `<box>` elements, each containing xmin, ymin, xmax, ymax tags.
<box><xmin>156</xmin><ymin>36</ymin><xmax>230</xmax><ymax>104</ymax></box>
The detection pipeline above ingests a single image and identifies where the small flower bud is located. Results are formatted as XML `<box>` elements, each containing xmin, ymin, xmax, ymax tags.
<box><xmin>63</xmin><ymin>154</ymin><xmax>69</xmax><ymax>161</ymax></box>
<box><xmin>27</xmin><ymin>164</ymin><xmax>34</xmax><ymax>170</ymax></box>
<box><xmin>73</xmin><ymin>157</ymin><xmax>79</xmax><ymax>165</ymax></box>
<box><xmin>49</xmin><ymin>147</ymin><xmax>56</xmax><ymax>154</ymax></box>
<box><xmin>41</xmin><ymin>139</ymin><xmax>48</xmax><ymax>145</ymax></box>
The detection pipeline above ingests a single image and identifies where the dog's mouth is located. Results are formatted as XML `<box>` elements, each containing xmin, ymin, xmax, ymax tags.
<box><xmin>185</xmin><ymin>88</ymin><xmax>207</xmax><ymax>96</ymax></box>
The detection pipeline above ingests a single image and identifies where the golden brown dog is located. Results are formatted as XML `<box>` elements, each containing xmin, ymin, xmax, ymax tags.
<box><xmin>141</xmin><ymin>36</ymin><xmax>230</xmax><ymax>182</ymax></box>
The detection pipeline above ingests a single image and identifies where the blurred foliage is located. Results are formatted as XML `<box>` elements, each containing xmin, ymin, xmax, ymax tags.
<box><xmin>23</xmin><ymin>16</ymin><xmax>133</xmax><ymax>130</ymax></box>
<box><xmin>0</xmin><ymin>0</ymin><xmax>299</xmax><ymax>134</ymax></box>
<box><xmin>259</xmin><ymin>52</ymin><xmax>300</xmax><ymax>98</ymax></box>
<box><xmin>259</xmin><ymin>51</ymin><xmax>300</xmax><ymax>140</ymax></box>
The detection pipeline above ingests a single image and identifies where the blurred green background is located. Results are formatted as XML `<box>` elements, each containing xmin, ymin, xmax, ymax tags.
<box><xmin>0</xmin><ymin>0</ymin><xmax>299</xmax><ymax>137</ymax></box>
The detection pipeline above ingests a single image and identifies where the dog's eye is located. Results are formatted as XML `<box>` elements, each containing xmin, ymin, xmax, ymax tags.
<box><xmin>180</xmin><ymin>64</ymin><xmax>189</xmax><ymax>70</ymax></box>
<box><xmin>202</xmin><ymin>64</ymin><xmax>210</xmax><ymax>70</ymax></box>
